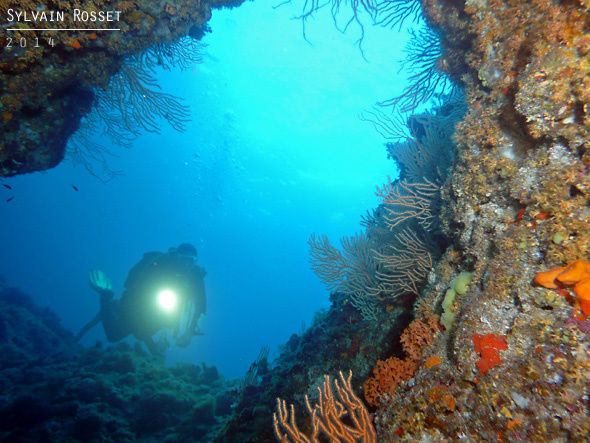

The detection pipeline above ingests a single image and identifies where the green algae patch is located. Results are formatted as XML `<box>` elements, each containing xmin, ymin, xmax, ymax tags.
<box><xmin>441</xmin><ymin>273</ymin><xmax>473</xmax><ymax>331</ymax></box>
<box><xmin>552</xmin><ymin>231</ymin><xmax>567</xmax><ymax>245</ymax></box>
<box><xmin>453</xmin><ymin>272</ymin><xmax>473</xmax><ymax>295</ymax></box>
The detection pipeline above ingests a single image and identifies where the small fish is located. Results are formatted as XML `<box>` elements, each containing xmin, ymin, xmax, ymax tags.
<box><xmin>6</xmin><ymin>197</ymin><xmax>13</xmax><ymax>203</ymax></box>
<box><xmin>72</xmin><ymin>185</ymin><xmax>79</xmax><ymax>192</ymax></box>
<box><xmin>2</xmin><ymin>184</ymin><xmax>12</xmax><ymax>190</ymax></box>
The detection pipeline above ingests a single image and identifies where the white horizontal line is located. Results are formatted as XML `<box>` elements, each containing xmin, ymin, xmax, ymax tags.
<box><xmin>6</xmin><ymin>28</ymin><xmax>120</xmax><ymax>31</ymax></box>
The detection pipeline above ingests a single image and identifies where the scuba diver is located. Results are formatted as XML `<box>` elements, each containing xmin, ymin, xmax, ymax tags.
<box><xmin>75</xmin><ymin>243</ymin><xmax>206</xmax><ymax>355</ymax></box>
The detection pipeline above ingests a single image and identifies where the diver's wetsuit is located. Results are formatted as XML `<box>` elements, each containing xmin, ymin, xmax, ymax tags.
<box><xmin>100</xmin><ymin>292</ymin><xmax>128</xmax><ymax>342</ymax></box>
<box><xmin>118</xmin><ymin>250</ymin><xmax>206</xmax><ymax>344</ymax></box>
<box><xmin>77</xmin><ymin>248</ymin><xmax>206</xmax><ymax>353</ymax></box>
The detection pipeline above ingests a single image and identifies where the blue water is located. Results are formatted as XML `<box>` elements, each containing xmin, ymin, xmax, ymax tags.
<box><xmin>0</xmin><ymin>2</ymin><xmax>409</xmax><ymax>378</ymax></box>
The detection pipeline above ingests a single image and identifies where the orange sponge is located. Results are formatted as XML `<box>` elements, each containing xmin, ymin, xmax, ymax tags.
<box><xmin>533</xmin><ymin>266</ymin><xmax>566</xmax><ymax>288</ymax></box>
<box><xmin>574</xmin><ymin>278</ymin><xmax>590</xmax><ymax>317</ymax></box>
<box><xmin>556</xmin><ymin>259</ymin><xmax>590</xmax><ymax>285</ymax></box>
<box><xmin>534</xmin><ymin>259</ymin><xmax>590</xmax><ymax>320</ymax></box>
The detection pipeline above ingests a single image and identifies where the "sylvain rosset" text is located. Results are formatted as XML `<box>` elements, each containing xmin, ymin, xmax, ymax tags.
<box><xmin>6</xmin><ymin>9</ymin><xmax>122</xmax><ymax>23</ymax></box>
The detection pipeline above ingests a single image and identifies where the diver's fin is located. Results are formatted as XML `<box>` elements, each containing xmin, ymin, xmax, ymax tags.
<box><xmin>75</xmin><ymin>312</ymin><xmax>102</xmax><ymax>342</ymax></box>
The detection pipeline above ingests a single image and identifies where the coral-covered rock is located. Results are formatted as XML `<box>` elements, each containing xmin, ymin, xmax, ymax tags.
<box><xmin>372</xmin><ymin>0</ymin><xmax>590</xmax><ymax>441</ymax></box>
<box><xmin>0</xmin><ymin>0</ymin><xmax>245</xmax><ymax>176</ymax></box>
<box><xmin>363</xmin><ymin>315</ymin><xmax>440</xmax><ymax>406</ymax></box>
<box><xmin>363</xmin><ymin>357</ymin><xmax>417</xmax><ymax>407</ymax></box>
<box><xmin>400</xmin><ymin>314</ymin><xmax>440</xmax><ymax>362</ymax></box>
<box><xmin>0</xmin><ymin>284</ymin><xmax>236</xmax><ymax>442</ymax></box>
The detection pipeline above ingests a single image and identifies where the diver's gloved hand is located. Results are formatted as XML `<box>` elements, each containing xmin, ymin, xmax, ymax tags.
<box><xmin>88</xmin><ymin>269</ymin><xmax>114</xmax><ymax>296</ymax></box>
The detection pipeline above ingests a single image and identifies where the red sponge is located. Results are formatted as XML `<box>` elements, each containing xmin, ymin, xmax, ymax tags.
<box><xmin>473</xmin><ymin>333</ymin><xmax>508</xmax><ymax>374</ymax></box>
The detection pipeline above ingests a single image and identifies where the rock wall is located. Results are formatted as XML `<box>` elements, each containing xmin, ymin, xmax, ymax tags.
<box><xmin>0</xmin><ymin>0</ymin><xmax>243</xmax><ymax>176</ymax></box>
<box><xmin>372</xmin><ymin>1</ymin><xmax>590</xmax><ymax>440</ymax></box>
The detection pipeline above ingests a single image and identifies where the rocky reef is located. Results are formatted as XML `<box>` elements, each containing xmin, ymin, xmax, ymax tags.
<box><xmin>371</xmin><ymin>0</ymin><xmax>590</xmax><ymax>440</ymax></box>
<box><xmin>0</xmin><ymin>282</ymin><xmax>238</xmax><ymax>442</ymax></box>
<box><xmin>1</xmin><ymin>0</ymin><xmax>589</xmax><ymax>441</ymax></box>
<box><xmin>219</xmin><ymin>292</ymin><xmax>414</xmax><ymax>441</ymax></box>
<box><xmin>0</xmin><ymin>0</ymin><xmax>243</xmax><ymax>176</ymax></box>
<box><xmin>223</xmin><ymin>0</ymin><xmax>590</xmax><ymax>441</ymax></box>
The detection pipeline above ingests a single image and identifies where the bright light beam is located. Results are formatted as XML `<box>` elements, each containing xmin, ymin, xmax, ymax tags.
<box><xmin>157</xmin><ymin>289</ymin><xmax>178</xmax><ymax>313</ymax></box>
